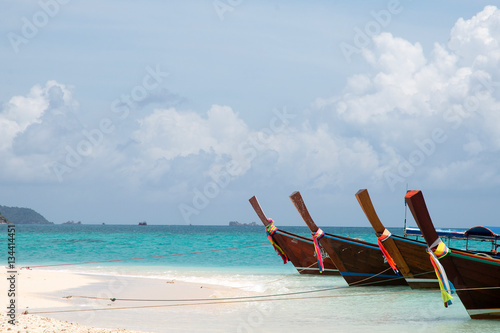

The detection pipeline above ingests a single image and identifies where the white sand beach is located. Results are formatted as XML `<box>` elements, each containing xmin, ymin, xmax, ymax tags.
<box><xmin>1</xmin><ymin>267</ymin><xmax>254</xmax><ymax>332</ymax></box>
<box><xmin>2</xmin><ymin>265</ymin><xmax>490</xmax><ymax>333</ymax></box>
<box><xmin>0</xmin><ymin>312</ymin><xmax>146</xmax><ymax>333</ymax></box>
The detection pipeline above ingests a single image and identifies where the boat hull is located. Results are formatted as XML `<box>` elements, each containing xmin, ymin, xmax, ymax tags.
<box><xmin>445</xmin><ymin>250</ymin><xmax>500</xmax><ymax>319</ymax></box>
<box><xmin>405</xmin><ymin>190</ymin><xmax>500</xmax><ymax>320</ymax></box>
<box><xmin>319</xmin><ymin>233</ymin><xmax>407</xmax><ymax>286</ymax></box>
<box><xmin>355</xmin><ymin>189</ymin><xmax>437</xmax><ymax>289</ymax></box>
<box><xmin>249</xmin><ymin>195</ymin><xmax>339</xmax><ymax>275</ymax></box>
<box><xmin>272</xmin><ymin>229</ymin><xmax>340</xmax><ymax>275</ymax></box>
<box><xmin>390</xmin><ymin>235</ymin><xmax>439</xmax><ymax>289</ymax></box>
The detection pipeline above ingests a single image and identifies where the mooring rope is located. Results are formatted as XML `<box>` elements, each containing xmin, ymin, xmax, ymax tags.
<box><xmin>27</xmin><ymin>286</ymin><xmax>500</xmax><ymax>315</ymax></box>
<box><xmin>64</xmin><ymin>268</ymin><xmax>438</xmax><ymax>304</ymax></box>
<box><xmin>27</xmin><ymin>287</ymin><xmax>417</xmax><ymax>315</ymax></box>
<box><xmin>27</xmin><ymin>285</ymin><xmax>500</xmax><ymax>316</ymax></box>
<box><xmin>22</xmin><ymin>233</ymin><xmax>500</xmax><ymax>317</ymax></box>
<box><xmin>345</xmin><ymin>266</ymin><xmax>402</xmax><ymax>286</ymax></box>
<box><xmin>268</xmin><ymin>261</ymin><xmax>318</xmax><ymax>284</ymax></box>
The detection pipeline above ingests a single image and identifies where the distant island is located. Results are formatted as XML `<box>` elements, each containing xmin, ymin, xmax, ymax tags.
<box><xmin>0</xmin><ymin>213</ymin><xmax>12</xmax><ymax>224</ymax></box>
<box><xmin>229</xmin><ymin>221</ymin><xmax>258</xmax><ymax>226</ymax></box>
<box><xmin>0</xmin><ymin>205</ymin><xmax>53</xmax><ymax>224</ymax></box>
<box><xmin>62</xmin><ymin>220</ymin><xmax>82</xmax><ymax>225</ymax></box>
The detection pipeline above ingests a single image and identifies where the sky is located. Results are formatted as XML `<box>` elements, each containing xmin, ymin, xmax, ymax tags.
<box><xmin>1</xmin><ymin>1</ymin><xmax>499</xmax><ymax>228</ymax></box>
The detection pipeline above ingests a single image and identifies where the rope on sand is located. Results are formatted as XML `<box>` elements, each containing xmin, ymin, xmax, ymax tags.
<box><xmin>63</xmin><ymin>269</ymin><xmax>420</xmax><ymax>304</ymax></box>
<box><xmin>61</xmin><ymin>268</ymin><xmax>471</xmax><ymax>304</ymax></box>
<box><xmin>27</xmin><ymin>288</ymin><xmax>415</xmax><ymax>315</ymax></box>
<box><xmin>27</xmin><ymin>285</ymin><xmax>500</xmax><ymax>315</ymax></box>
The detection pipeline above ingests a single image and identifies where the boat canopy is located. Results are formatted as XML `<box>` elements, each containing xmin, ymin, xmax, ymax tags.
<box><xmin>405</xmin><ymin>226</ymin><xmax>465</xmax><ymax>239</ymax></box>
<box><xmin>406</xmin><ymin>225</ymin><xmax>500</xmax><ymax>253</ymax></box>
<box><xmin>464</xmin><ymin>226</ymin><xmax>500</xmax><ymax>239</ymax></box>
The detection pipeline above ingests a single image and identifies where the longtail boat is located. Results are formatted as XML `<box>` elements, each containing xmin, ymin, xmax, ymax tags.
<box><xmin>249</xmin><ymin>196</ymin><xmax>339</xmax><ymax>275</ymax></box>
<box><xmin>289</xmin><ymin>191</ymin><xmax>407</xmax><ymax>286</ymax></box>
<box><xmin>356</xmin><ymin>189</ymin><xmax>439</xmax><ymax>289</ymax></box>
<box><xmin>405</xmin><ymin>190</ymin><xmax>500</xmax><ymax>319</ymax></box>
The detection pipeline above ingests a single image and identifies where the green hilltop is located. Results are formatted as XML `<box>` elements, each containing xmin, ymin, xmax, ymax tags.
<box><xmin>0</xmin><ymin>205</ymin><xmax>53</xmax><ymax>224</ymax></box>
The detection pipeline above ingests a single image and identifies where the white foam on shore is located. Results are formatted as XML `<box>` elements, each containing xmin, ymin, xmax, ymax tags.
<box><xmin>36</xmin><ymin>264</ymin><xmax>341</xmax><ymax>297</ymax></box>
<box><xmin>5</xmin><ymin>266</ymin><xmax>493</xmax><ymax>333</ymax></box>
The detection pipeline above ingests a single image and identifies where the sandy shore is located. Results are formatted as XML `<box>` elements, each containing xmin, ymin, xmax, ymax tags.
<box><xmin>1</xmin><ymin>267</ymin><xmax>254</xmax><ymax>332</ymax></box>
<box><xmin>0</xmin><ymin>311</ymin><xmax>147</xmax><ymax>333</ymax></box>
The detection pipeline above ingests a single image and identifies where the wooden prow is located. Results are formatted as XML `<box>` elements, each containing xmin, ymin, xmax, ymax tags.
<box><xmin>404</xmin><ymin>190</ymin><xmax>440</xmax><ymax>247</ymax></box>
<box><xmin>355</xmin><ymin>189</ymin><xmax>385</xmax><ymax>235</ymax></box>
<box><xmin>356</xmin><ymin>188</ymin><xmax>412</xmax><ymax>278</ymax></box>
<box><xmin>405</xmin><ymin>190</ymin><xmax>478</xmax><ymax>308</ymax></box>
<box><xmin>249</xmin><ymin>196</ymin><xmax>271</xmax><ymax>226</ymax></box>
<box><xmin>289</xmin><ymin>191</ymin><xmax>319</xmax><ymax>233</ymax></box>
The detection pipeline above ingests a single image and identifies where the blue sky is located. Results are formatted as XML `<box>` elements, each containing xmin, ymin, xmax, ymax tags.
<box><xmin>1</xmin><ymin>1</ymin><xmax>499</xmax><ymax>227</ymax></box>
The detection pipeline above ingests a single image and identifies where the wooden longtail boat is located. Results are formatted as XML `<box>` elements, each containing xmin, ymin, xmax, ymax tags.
<box><xmin>289</xmin><ymin>191</ymin><xmax>407</xmax><ymax>286</ymax></box>
<box><xmin>405</xmin><ymin>190</ymin><xmax>500</xmax><ymax>319</ymax></box>
<box><xmin>249</xmin><ymin>196</ymin><xmax>340</xmax><ymax>275</ymax></box>
<box><xmin>356</xmin><ymin>189</ymin><xmax>439</xmax><ymax>289</ymax></box>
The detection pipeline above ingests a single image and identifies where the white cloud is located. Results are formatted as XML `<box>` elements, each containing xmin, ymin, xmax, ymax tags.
<box><xmin>0</xmin><ymin>81</ymin><xmax>80</xmax><ymax>181</ymax></box>
<box><xmin>262</xmin><ymin>125</ymin><xmax>379</xmax><ymax>189</ymax></box>
<box><xmin>128</xmin><ymin>105</ymin><xmax>381</xmax><ymax>192</ymax></box>
<box><xmin>0</xmin><ymin>83</ymin><xmax>48</xmax><ymax>151</ymax></box>
<box><xmin>448</xmin><ymin>5</ymin><xmax>500</xmax><ymax>64</ymax></box>
<box><xmin>3</xmin><ymin>6</ymin><xmax>500</xmax><ymax>195</ymax></box>
<box><xmin>132</xmin><ymin>105</ymin><xmax>251</xmax><ymax>165</ymax></box>
<box><xmin>312</xmin><ymin>6</ymin><xmax>500</xmax><ymax>190</ymax></box>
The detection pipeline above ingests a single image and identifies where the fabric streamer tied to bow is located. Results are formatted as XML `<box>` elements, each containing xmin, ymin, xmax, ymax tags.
<box><xmin>312</xmin><ymin>228</ymin><xmax>325</xmax><ymax>273</ymax></box>
<box><xmin>428</xmin><ymin>239</ymin><xmax>454</xmax><ymax>307</ymax></box>
<box><xmin>377</xmin><ymin>229</ymin><xmax>399</xmax><ymax>274</ymax></box>
<box><xmin>265</xmin><ymin>219</ymin><xmax>289</xmax><ymax>264</ymax></box>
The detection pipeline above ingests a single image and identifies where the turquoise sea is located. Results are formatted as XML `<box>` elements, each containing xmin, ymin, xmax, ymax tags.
<box><xmin>1</xmin><ymin>225</ymin><xmax>498</xmax><ymax>332</ymax></box>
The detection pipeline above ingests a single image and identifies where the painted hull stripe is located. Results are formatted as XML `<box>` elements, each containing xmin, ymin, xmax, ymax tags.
<box><xmin>276</xmin><ymin>231</ymin><xmax>314</xmax><ymax>244</ymax></box>
<box><xmin>324</xmin><ymin>234</ymin><xmax>380</xmax><ymax>250</ymax></box>
<box><xmin>296</xmin><ymin>267</ymin><xmax>339</xmax><ymax>272</ymax></box>
<box><xmin>450</xmin><ymin>251</ymin><xmax>500</xmax><ymax>265</ymax></box>
<box><xmin>467</xmin><ymin>308</ymin><xmax>500</xmax><ymax>316</ymax></box>
<box><xmin>405</xmin><ymin>278</ymin><xmax>439</xmax><ymax>283</ymax></box>
<box><xmin>340</xmin><ymin>272</ymin><xmax>400</xmax><ymax>278</ymax></box>
<box><xmin>394</xmin><ymin>236</ymin><xmax>425</xmax><ymax>246</ymax></box>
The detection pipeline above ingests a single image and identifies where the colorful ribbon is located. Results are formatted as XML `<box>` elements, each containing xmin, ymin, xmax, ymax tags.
<box><xmin>428</xmin><ymin>239</ymin><xmax>453</xmax><ymax>307</ymax></box>
<box><xmin>377</xmin><ymin>229</ymin><xmax>399</xmax><ymax>274</ymax></box>
<box><xmin>265</xmin><ymin>219</ymin><xmax>289</xmax><ymax>264</ymax></box>
<box><xmin>312</xmin><ymin>228</ymin><xmax>325</xmax><ymax>273</ymax></box>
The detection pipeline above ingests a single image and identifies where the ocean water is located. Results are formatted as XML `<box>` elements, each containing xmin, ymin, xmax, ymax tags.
<box><xmin>1</xmin><ymin>224</ymin><xmax>498</xmax><ymax>332</ymax></box>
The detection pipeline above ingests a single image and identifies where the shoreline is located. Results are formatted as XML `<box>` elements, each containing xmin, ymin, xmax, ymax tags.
<box><xmin>0</xmin><ymin>263</ymin><xmax>488</xmax><ymax>332</ymax></box>
<box><xmin>0</xmin><ymin>312</ymin><xmax>148</xmax><ymax>333</ymax></box>
<box><xmin>1</xmin><ymin>267</ymin><xmax>257</xmax><ymax>332</ymax></box>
